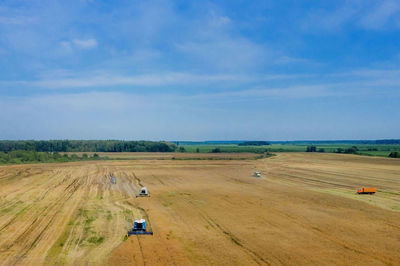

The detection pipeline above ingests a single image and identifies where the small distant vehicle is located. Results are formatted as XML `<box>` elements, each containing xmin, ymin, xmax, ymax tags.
<box><xmin>253</xmin><ymin>171</ymin><xmax>261</xmax><ymax>177</ymax></box>
<box><xmin>110</xmin><ymin>175</ymin><xmax>117</xmax><ymax>184</ymax></box>
<box><xmin>136</xmin><ymin>187</ymin><xmax>149</xmax><ymax>197</ymax></box>
<box><xmin>357</xmin><ymin>187</ymin><xmax>377</xmax><ymax>194</ymax></box>
<box><xmin>127</xmin><ymin>219</ymin><xmax>153</xmax><ymax>235</ymax></box>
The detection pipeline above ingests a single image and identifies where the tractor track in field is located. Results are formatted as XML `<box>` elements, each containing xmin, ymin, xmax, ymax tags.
<box><xmin>0</xmin><ymin>171</ymin><xmax>74</xmax><ymax>236</ymax></box>
<box><xmin>17</xmin><ymin>211</ymin><xmax>58</xmax><ymax>262</ymax></box>
<box><xmin>0</xmin><ymin>164</ymin><xmax>138</xmax><ymax>265</ymax></box>
<box><xmin>275</xmin><ymin>207</ymin><xmax>391</xmax><ymax>265</ymax></box>
<box><xmin>276</xmin><ymin>172</ymin><xmax>355</xmax><ymax>189</ymax></box>
<box><xmin>137</xmin><ymin>236</ymin><xmax>146</xmax><ymax>266</ymax></box>
<box><xmin>3</xmin><ymin>176</ymin><xmax>82</xmax><ymax>255</ymax></box>
<box><xmin>151</xmin><ymin>174</ymin><xmax>165</xmax><ymax>185</ymax></box>
<box><xmin>131</xmin><ymin>171</ymin><xmax>144</xmax><ymax>188</ymax></box>
<box><xmin>0</xmin><ymin>205</ymin><xmax>30</xmax><ymax>233</ymax></box>
<box><xmin>198</xmin><ymin>210</ymin><xmax>272</xmax><ymax>265</ymax></box>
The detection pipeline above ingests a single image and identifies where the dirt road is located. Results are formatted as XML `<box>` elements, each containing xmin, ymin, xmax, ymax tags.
<box><xmin>0</xmin><ymin>153</ymin><xmax>399</xmax><ymax>265</ymax></box>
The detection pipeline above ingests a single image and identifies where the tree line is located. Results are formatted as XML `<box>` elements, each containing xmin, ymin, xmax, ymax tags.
<box><xmin>389</xmin><ymin>152</ymin><xmax>400</xmax><ymax>158</ymax></box>
<box><xmin>306</xmin><ymin>145</ymin><xmax>360</xmax><ymax>154</ymax></box>
<box><xmin>306</xmin><ymin>145</ymin><xmax>400</xmax><ymax>158</ymax></box>
<box><xmin>0</xmin><ymin>140</ymin><xmax>177</xmax><ymax>153</ymax></box>
<box><xmin>0</xmin><ymin>150</ymin><xmax>103</xmax><ymax>165</ymax></box>
<box><xmin>238</xmin><ymin>141</ymin><xmax>270</xmax><ymax>146</ymax></box>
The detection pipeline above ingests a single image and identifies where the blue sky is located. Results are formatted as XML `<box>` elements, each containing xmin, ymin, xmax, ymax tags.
<box><xmin>0</xmin><ymin>0</ymin><xmax>399</xmax><ymax>140</ymax></box>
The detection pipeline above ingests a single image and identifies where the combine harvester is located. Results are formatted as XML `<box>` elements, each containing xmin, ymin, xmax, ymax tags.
<box><xmin>136</xmin><ymin>187</ymin><xmax>149</xmax><ymax>197</ymax></box>
<box><xmin>110</xmin><ymin>174</ymin><xmax>117</xmax><ymax>184</ymax></box>
<box><xmin>357</xmin><ymin>187</ymin><xmax>377</xmax><ymax>194</ymax></box>
<box><xmin>128</xmin><ymin>219</ymin><xmax>153</xmax><ymax>235</ymax></box>
<box><xmin>253</xmin><ymin>171</ymin><xmax>261</xmax><ymax>178</ymax></box>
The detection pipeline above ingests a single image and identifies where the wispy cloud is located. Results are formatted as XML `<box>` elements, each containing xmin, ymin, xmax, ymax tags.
<box><xmin>358</xmin><ymin>0</ymin><xmax>400</xmax><ymax>29</ymax></box>
<box><xmin>10</xmin><ymin>72</ymin><xmax>248</xmax><ymax>89</ymax></box>
<box><xmin>186</xmin><ymin>85</ymin><xmax>337</xmax><ymax>101</ymax></box>
<box><xmin>328</xmin><ymin>68</ymin><xmax>400</xmax><ymax>80</ymax></box>
<box><xmin>4</xmin><ymin>67</ymin><xmax>400</xmax><ymax>99</ymax></box>
<box><xmin>302</xmin><ymin>2</ymin><xmax>359</xmax><ymax>31</ymax></box>
<box><xmin>176</xmin><ymin>38</ymin><xmax>267</xmax><ymax>71</ymax></box>
<box><xmin>303</xmin><ymin>0</ymin><xmax>400</xmax><ymax>31</ymax></box>
<box><xmin>60</xmin><ymin>38</ymin><xmax>98</xmax><ymax>52</ymax></box>
<box><xmin>1</xmin><ymin>81</ymin><xmax>397</xmax><ymax>140</ymax></box>
<box><xmin>73</xmin><ymin>38</ymin><xmax>98</xmax><ymax>49</ymax></box>
<box><xmin>188</xmin><ymin>77</ymin><xmax>400</xmax><ymax>101</ymax></box>
<box><xmin>274</xmin><ymin>56</ymin><xmax>323</xmax><ymax>67</ymax></box>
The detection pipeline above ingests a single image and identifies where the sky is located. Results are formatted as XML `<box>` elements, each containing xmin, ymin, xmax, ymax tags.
<box><xmin>0</xmin><ymin>0</ymin><xmax>399</xmax><ymax>141</ymax></box>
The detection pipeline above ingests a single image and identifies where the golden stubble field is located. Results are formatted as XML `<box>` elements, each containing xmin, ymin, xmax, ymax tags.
<box><xmin>0</xmin><ymin>153</ymin><xmax>399</xmax><ymax>265</ymax></box>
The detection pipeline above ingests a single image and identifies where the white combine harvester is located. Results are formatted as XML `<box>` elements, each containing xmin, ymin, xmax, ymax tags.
<box><xmin>136</xmin><ymin>187</ymin><xmax>149</xmax><ymax>197</ymax></box>
<box><xmin>253</xmin><ymin>171</ymin><xmax>261</xmax><ymax>178</ymax></box>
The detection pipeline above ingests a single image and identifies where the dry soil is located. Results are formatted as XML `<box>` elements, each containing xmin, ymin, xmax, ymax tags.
<box><xmin>0</xmin><ymin>153</ymin><xmax>399</xmax><ymax>265</ymax></box>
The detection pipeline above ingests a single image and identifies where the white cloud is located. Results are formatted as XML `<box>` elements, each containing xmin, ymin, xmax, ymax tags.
<box><xmin>176</xmin><ymin>38</ymin><xmax>267</xmax><ymax>71</ymax></box>
<box><xmin>59</xmin><ymin>38</ymin><xmax>98</xmax><ymax>52</ymax></box>
<box><xmin>5</xmin><ymin>67</ymin><xmax>400</xmax><ymax>98</ymax></box>
<box><xmin>0</xmin><ymin>88</ymin><xmax>397</xmax><ymax>140</ymax></box>
<box><xmin>261</xmin><ymin>73</ymin><xmax>315</xmax><ymax>80</ymax></box>
<box><xmin>302</xmin><ymin>3</ymin><xmax>360</xmax><ymax>31</ymax></box>
<box><xmin>303</xmin><ymin>0</ymin><xmax>400</xmax><ymax>31</ymax></box>
<box><xmin>12</xmin><ymin>72</ymin><xmax>247</xmax><ymax>89</ymax></box>
<box><xmin>329</xmin><ymin>68</ymin><xmax>400</xmax><ymax>79</ymax></box>
<box><xmin>208</xmin><ymin>11</ymin><xmax>231</xmax><ymax>28</ymax></box>
<box><xmin>187</xmin><ymin>85</ymin><xmax>337</xmax><ymax>100</ymax></box>
<box><xmin>274</xmin><ymin>56</ymin><xmax>322</xmax><ymax>67</ymax></box>
<box><xmin>72</xmin><ymin>38</ymin><xmax>98</xmax><ymax>49</ymax></box>
<box><xmin>358</xmin><ymin>0</ymin><xmax>400</xmax><ymax>29</ymax></box>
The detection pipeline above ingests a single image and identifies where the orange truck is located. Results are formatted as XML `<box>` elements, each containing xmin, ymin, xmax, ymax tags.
<box><xmin>357</xmin><ymin>187</ymin><xmax>377</xmax><ymax>194</ymax></box>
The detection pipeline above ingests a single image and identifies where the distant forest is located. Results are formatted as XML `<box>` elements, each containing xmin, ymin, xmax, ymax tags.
<box><xmin>0</xmin><ymin>140</ymin><xmax>177</xmax><ymax>153</ymax></box>
<box><xmin>238</xmin><ymin>141</ymin><xmax>270</xmax><ymax>146</ymax></box>
<box><xmin>176</xmin><ymin>139</ymin><xmax>400</xmax><ymax>145</ymax></box>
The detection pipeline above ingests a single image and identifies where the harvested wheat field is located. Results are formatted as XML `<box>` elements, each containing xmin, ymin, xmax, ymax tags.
<box><xmin>0</xmin><ymin>153</ymin><xmax>399</xmax><ymax>265</ymax></box>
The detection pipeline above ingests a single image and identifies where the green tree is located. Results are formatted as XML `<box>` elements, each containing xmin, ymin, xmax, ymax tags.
<box><xmin>211</xmin><ymin>148</ymin><xmax>221</xmax><ymax>153</ymax></box>
<box><xmin>306</xmin><ymin>146</ymin><xmax>316</xmax><ymax>152</ymax></box>
<box><xmin>53</xmin><ymin>152</ymin><xmax>61</xmax><ymax>160</ymax></box>
<box><xmin>344</xmin><ymin>146</ymin><xmax>358</xmax><ymax>154</ymax></box>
